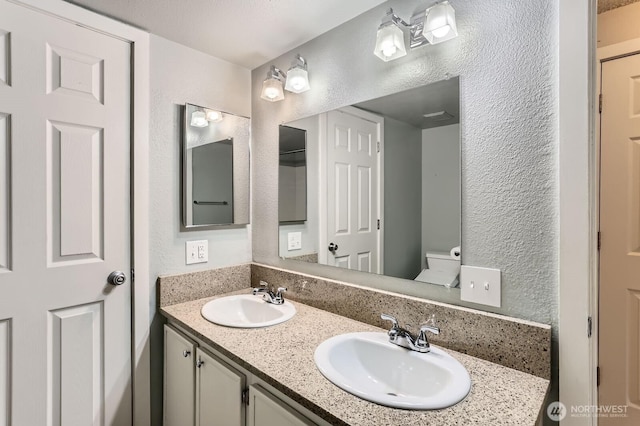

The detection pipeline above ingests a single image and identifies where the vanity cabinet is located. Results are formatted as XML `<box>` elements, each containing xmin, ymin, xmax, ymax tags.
<box><xmin>164</xmin><ymin>324</ymin><xmax>322</xmax><ymax>426</ymax></box>
<box><xmin>248</xmin><ymin>385</ymin><xmax>314</xmax><ymax>426</ymax></box>
<box><xmin>164</xmin><ymin>325</ymin><xmax>196</xmax><ymax>426</ymax></box>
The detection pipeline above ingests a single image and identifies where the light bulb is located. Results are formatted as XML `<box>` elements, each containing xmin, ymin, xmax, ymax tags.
<box><xmin>431</xmin><ymin>24</ymin><xmax>451</xmax><ymax>38</ymax></box>
<box><xmin>205</xmin><ymin>110</ymin><xmax>223</xmax><ymax>122</ymax></box>
<box><xmin>290</xmin><ymin>76</ymin><xmax>305</xmax><ymax>90</ymax></box>
<box><xmin>284</xmin><ymin>66</ymin><xmax>310</xmax><ymax>94</ymax></box>
<box><xmin>381</xmin><ymin>41</ymin><xmax>397</xmax><ymax>58</ymax></box>
<box><xmin>265</xmin><ymin>87</ymin><xmax>279</xmax><ymax>99</ymax></box>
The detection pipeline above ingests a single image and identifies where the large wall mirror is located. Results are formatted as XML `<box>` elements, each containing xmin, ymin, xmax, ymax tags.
<box><xmin>183</xmin><ymin>103</ymin><xmax>250</xmax><ymax>227</ymax></box>
<box><xmin>278</xmin><ymin>77</ymin><xmax>461</xmax><ymax>288</ymax></box>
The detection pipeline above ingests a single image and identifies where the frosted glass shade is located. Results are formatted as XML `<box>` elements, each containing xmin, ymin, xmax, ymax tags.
<box><xmin>190</xmin><ymin>110</ymin><xmax>208</xmax><ymax>127</ymax></box>
<box><xmin>205</xmin><ymin>110</ymin><xmax>223</xmax><ymax>122</ymax></box>
<box><xmin>373</xmin><ymin>23</ymin><xmax>407</xmax><ymax>62</ymax></box>
<box><xmin>423</xmin><ymin>2</ymin><xmax>458</xmax><ymax>45</ymax></box>
<box><xmin>261</xmin><ymin>77</ymin><xmax>285</xmax><ymax>102</ymax></box>
<box><xmin>285</xmin><ymin>67</ymin><xmax>310</xmax><ymax>93</ymax></box>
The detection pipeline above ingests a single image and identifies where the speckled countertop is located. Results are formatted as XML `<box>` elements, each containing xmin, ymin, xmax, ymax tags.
<box><xmin>161</xmin><ymin>289</ymin><xmax>549</xmax><ymax>426</ymax></box>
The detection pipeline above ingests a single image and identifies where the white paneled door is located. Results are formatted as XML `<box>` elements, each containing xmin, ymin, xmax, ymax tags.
<box><xmin>0</xmin><ymin>2</ymin><xmax>131</xmax><ymax>426</ymax></box>
<box><xmin>326</xmin><ymin>109</ymin><xmax>381</xmax><ymax>273</ymax></box>
<box><xmin>599</xmin><ymin>52</ymin><xmax>640</xmax><ymax>425</ymax></box>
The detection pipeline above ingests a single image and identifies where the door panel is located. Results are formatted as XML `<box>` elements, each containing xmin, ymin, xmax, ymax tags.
<box><xmin>0</xmin><ymin>3</ymin><xmax>131</xmax><ymax>425</ymax></box>
<box><xmin>196</xmin><ymin>348</ymin><xmax>244</xmax><ymax>426</ymax></box>
<box><xmin>164</xmin><ymin>326</ymin><xmax>196</xmax><ymax>426</ymax></box>
<box><xmin>248</xmin><ymin>385</ymin><xmax>313</xmax><ymax>426</ymax></box>
<box><xmin>327</xmin><ymin>110</ymin><xmax>380</xmax><ymax>273</ymax></box>
<box><xmin>599</xmin><ymin>53</ymin><xmax>640</xmax><ymax>425</ymax></box>
<box><xmin>0</xmin><ymin>113</ymin><xmax>8</xmax><ymax>272</ymax></box>
<box><xmin>0</xmin><ymin>30</ymin><xmax>8</xmax><ymax>87</ymax></box>
<box><xmin>0</xmin><ymin>319</ymin><xmax>8</xmax><ymax>426</ymax></box>
<box><xmin>49</xmin><ymin>303</ymin><xmax>103</xmax><ymax>426</ymax></box>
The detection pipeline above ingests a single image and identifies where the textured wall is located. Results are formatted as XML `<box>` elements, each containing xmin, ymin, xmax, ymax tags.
<box><xmin>251</xmin><ymin>0</ymin><xmax>558</xmax><ymax>327</ymax></box>
<box><xmin>149</xmin><ymin>35</ymin><xmax>251</xmax><ymax>425</ymax></box>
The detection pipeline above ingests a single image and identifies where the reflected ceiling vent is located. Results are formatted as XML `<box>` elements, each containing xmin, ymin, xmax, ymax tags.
<box><xmin>423</xmin><ymin>111</ymin><xmax>454</xmax><ymax>122</ymax></box>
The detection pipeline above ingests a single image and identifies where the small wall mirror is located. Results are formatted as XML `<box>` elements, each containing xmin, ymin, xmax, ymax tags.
<box><xmin>183</xmin><ymin>103</ymin><xmax>250</xmax><ymax>227</ymax></box>
<box><xmin>279</xmin><ymin>125</ymin><xmax>308</xmax><ymax>223</ymax></box>
<box><xmin>278</xmin><ymin>77</ymin><xmax>461</xmax><ymax>286</ymax></box>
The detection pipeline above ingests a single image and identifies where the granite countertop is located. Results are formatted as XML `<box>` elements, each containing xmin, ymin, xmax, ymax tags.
<box><xmin>161</xmin><ymin>289</ymin><xmax>549</xmax><ymax>426</ymax></box>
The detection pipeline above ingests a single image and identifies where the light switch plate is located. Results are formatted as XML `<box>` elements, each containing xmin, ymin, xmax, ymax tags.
<box><xmin>287</xmin><ymin>232</ymin><xmax>302</xmax><ymax>251</ymax></box>
<box><xmin>186</xmin><ymin>240</ymin><xmax>208</xmax><ymax>265</ymax></box>
<box><xmin>460</xmin><ymin>265</ymin><xmax>501</xmax><ymax>307</ymax></box>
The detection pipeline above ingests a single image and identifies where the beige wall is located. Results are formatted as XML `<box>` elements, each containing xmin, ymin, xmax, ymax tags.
<box><xmin>598</xmin><ymin>2</ymin><xmax>640</xmax><ymax>47</ymax></box>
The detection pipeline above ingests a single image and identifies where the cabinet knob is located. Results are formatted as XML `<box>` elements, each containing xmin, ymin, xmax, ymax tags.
<box><xmin>196</xmin><ymin>357</ymin><xmax>204</xmax><ymax>368</ymax></box>
<box><xmin>183</xmin><ymin>350</ymin><xmax>191</xmax><ymax>358</ymax></box>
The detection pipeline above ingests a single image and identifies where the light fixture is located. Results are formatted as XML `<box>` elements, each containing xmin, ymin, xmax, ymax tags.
<box><xmin>261</xmin><ymin>65</ymin><xmax>286</xmax><ymax>102</ymax></box>
<box><xmin>285</xmin><ymin>55</ymin><xmax>310</xmax><ymax>94</ymax></box>
<box><xmin>205</xmin><ymin>109</ymin><xmax>223</xmax><ymax>123</ymax></box>
<box><xmin>373</xmin><ymin>1</ymin><xmax>458</xmax><ymax>62</ymax></box>
<box><xmin>423</xmin><ymin>110</ymin><xmax>454</xmax><ymax>121</ymax></box>
<box><xmin>374</xmin><ymin>9</ymin><xmax>407</xmax><ymax>61</ymax></box>
<box><xmin>423</xmin><ymin>1</ymin><xmax>458</xmax><ymax>44</ymax></box>
<box><xmin>190</xmin><ymin>110</ymin><xmax>208</xmax><ymax>127</ymax></box>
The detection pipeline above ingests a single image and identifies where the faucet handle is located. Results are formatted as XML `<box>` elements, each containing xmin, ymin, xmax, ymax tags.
<box><xmin>259</xmin><ymin>280</ymin><xmax>269</xmax><ymax>288</ymax></box>
<box><xmin>275</xmin><ymin>287</ymin><xmax>287</xmax><ymax>297</ymax></box>
<box><xmin>381</xmin><ymin>313</ymin><xmax>399</xmax><ymax>329</ymax></box>
<box><xmin>418</xmin><ymin>314</ymin><xmax>440</xmax><ymax>341</ymax></box>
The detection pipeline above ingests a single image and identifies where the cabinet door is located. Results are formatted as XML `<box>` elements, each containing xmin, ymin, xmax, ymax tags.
<box><xmin>248</xmin><ymin>385</ymin><xmax>316</xmax><ymax>426</ymax></box>
<box><xmin>196</xmin><ymin>348</ymin><xmax>246</xmax><ymax>426</ymax></box>
<box><xmin>164</xmin><ymin>325</ymin><xmax>196</xmax><ymax>426</ymax></box>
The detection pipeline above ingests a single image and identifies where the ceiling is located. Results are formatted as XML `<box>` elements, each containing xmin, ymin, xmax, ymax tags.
<box><xmin>354</xmin><ymin>77</ymin><xmax>460</xmax><ymax>130</ymax></box>
<box><xmin>64</xmin><ymin>0</ymin><xmax>386</xmax><ymax>69</ymax></box>
<box><xmin>598</xmin><ymin>0</ymin><xmax>640</xmax><ymax>13</ymax></box>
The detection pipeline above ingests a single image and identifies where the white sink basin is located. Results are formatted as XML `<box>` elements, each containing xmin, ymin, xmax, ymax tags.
<box><xmin>314</xmin><ymin>332</ymin><xmax>471</xmax><ymax>410</ymax></box>
<box><xmin>201</xmin><ymin>294</ymin><xmax>296</xmax><ymax>328</ymax></box>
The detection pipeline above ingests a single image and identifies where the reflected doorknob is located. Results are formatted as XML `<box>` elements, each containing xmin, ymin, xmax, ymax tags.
<box><xmin>107</xmin><ymin>271</ymin><xmax>126</xmax><ymax>286</ymax></box>
<box><xmin>328</xmin><ymin>242</ymin><xmax>339</xmax><ymax>253</ymax></box>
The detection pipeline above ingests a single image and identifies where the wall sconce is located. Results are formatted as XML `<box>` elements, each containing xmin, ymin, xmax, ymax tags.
<box><xmin>190</xmin><ymin>109</ymin><xmax>224</xmax><ymax>127</ymax></box>
<box><xmin>374</xmin><ymin>1</ymin><xmax>458</xmax><ymax>62</ymax></box>
<box><xmin>205</xmin><ymin>109</ymin><xmax>223</xmax><ymax>123</ymax></box>
<box><xmin>285</xmin><ymin>55</ymin><xmax>310</xmax><ymax>94</ymax></box>
<box><xmin>190</xmin><ymin>110</ymin><xmax>208</xmax><ymax>127</ymax></box>
<box><xmin>261</xmin><ymin>65</ymin><xmax>286</xmax><ymax>102</ymax></box>
<box><xmin>261</xmin><ymin>55</ymin><xmax>311</xmax><ymax>102</ymax></box>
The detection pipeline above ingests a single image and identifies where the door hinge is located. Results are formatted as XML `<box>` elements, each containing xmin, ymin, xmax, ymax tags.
<box><xmin>131</xmin><ymin>268</ymin><xmax>135</xmax><ymax>283</ymax></box>
<box><xmin>241</xmin><ymin>388</ymin><xmax>249</xmax><ymax>405</ymax></box>
<box><xmin>597</xmin><ymin>366</ymin><xmax>601</xmax><ymax>386</ymax></box>
<box><xmin>377</xmin><ymin>141</ymin><xmax>380</xmax><ymax>153</ymax></box>
<box><xmin>377</xmin><ymin>219</ymin><xmax>380</xmax><ymax>230</ymax></box>
<box><xmin>587</xmin><ymin>316</ymin><xmax>592</xmax><ymax>338</ymax></box>
<box><xmin>599</xmin><ymin>94</ymin><xmax>603</xmax><ymax>113</ymax></box>
<box><xmin>597</xmin><ymin>231</ymin><xmax>601</xmax><ymax>251</ymax></box>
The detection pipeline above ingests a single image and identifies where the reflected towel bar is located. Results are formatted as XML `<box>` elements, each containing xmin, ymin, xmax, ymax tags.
<box><xmin>194</xmin><ymin>200</ymin><xmax>228</xmax><ymax>205</ymax></box>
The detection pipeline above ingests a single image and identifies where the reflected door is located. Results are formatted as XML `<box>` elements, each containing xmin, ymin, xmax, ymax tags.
<box><xmin>326</xmin><ymin>108</ymin><xmax>381</xmax><ymax>273</ymax></box>
<box><xmin>599</xmin><ymin>53</ymin><xmax>640</xmax><ymax>425</ymax></box>
<box><xmin>0</xmin><ymin>3</ymin><xmax>131</xmax><ymax>425</ymax></box>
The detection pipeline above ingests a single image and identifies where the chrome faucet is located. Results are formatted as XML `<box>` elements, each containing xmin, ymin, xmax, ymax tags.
<box><xmin>252</xmin><ymin>281</ymin><xmax>287</xmax><ymax>305</ymax></box>
<box><xmin>380</xmin><ymin>313</ymin><xmax>440</xmax><ymax>353</ymax></box>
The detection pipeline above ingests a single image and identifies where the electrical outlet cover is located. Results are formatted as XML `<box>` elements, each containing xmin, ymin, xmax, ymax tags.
<box><xmin>186</xmin><ymin>240</ymin><xmax>208</xmax><ymax>265</ymax></box>
<box><xmin>287</xmin><ymin>232</ymin><xmax>302</xmax><ymax>251</ymax></box>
